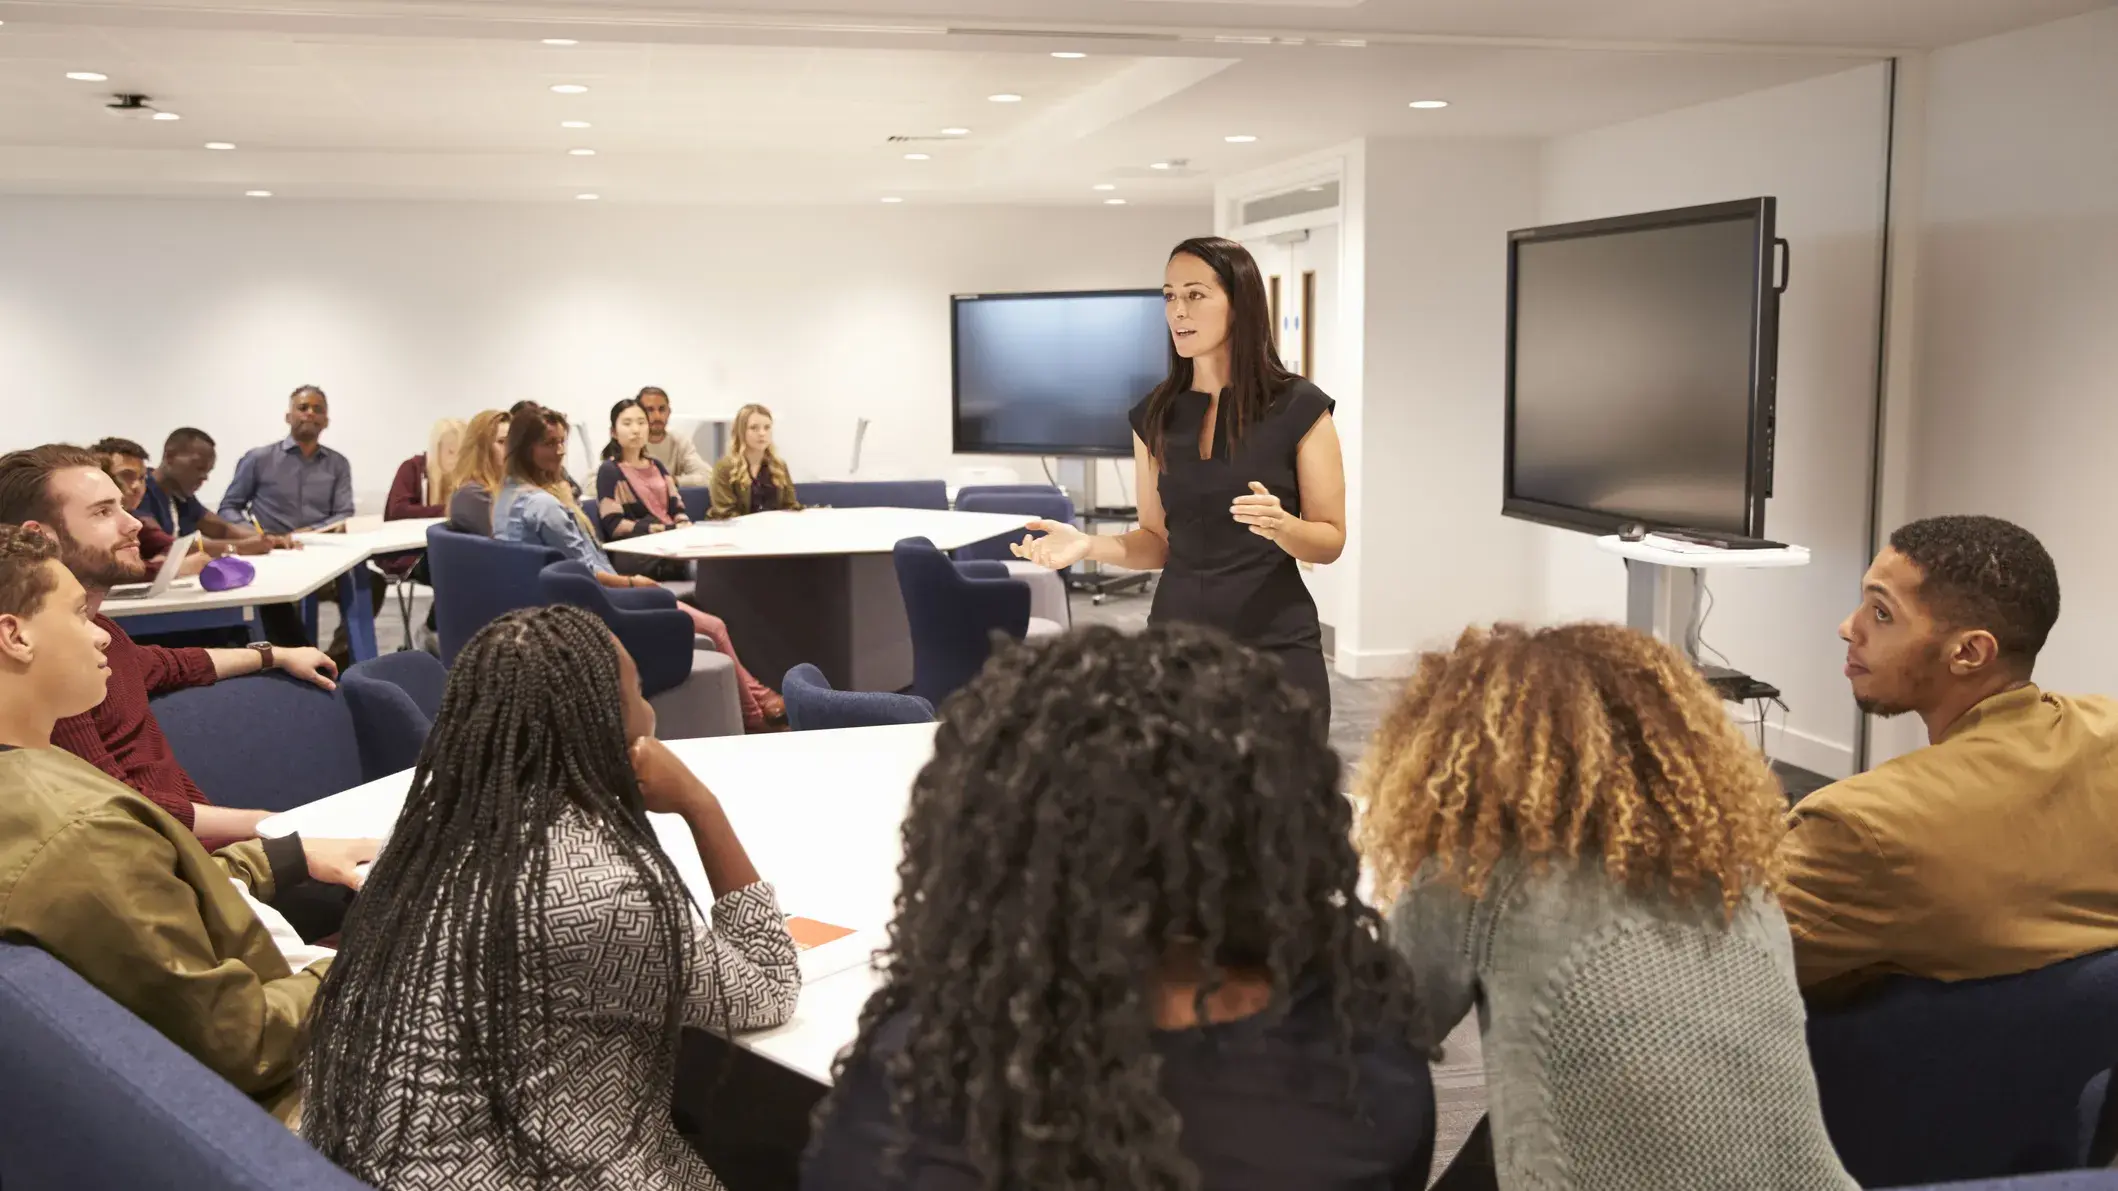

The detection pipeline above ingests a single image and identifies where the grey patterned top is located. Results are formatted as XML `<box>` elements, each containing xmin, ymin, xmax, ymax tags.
<box><xmin>1390</xmin><ymin>854</ymin><xmax>1855</xmax><ymax>1191</ymax></box>
<box><xmin>314</xmin><ymin>808</ymin><xmax>802</xmax><ymax>1190</ymax></box>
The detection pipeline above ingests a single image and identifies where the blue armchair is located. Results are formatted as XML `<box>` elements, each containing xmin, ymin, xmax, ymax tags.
<box><xmin>796</xmin><ymin>479</ymin><xmax>948</xmax><ymax>510</ymax></box>
<box><xmin>680</xmin><ymin>485</ymin><xmax>711</xmax><ymax>522</ymax></box>
<box><xmin>894</xmin><ymin>537</ymin><xmax>1062</xmax><ymax>706</ymax></box>
<box><xmin>151</xmin><ymin>672</ymin><xmax>364</xmax><ymax>813</ymax></box>
<box><xmin>341</xmin><ymin>651</ymin><xmax>447</xmax><ymax>781</ymax></box>
<box><xmin>0</xmin><ymin>942</ymin><xmax>372</xmax><ymax>1190</ymax></box>
<box><xmin>782</xmin><ymin>663</ymin><xmax>934</xmax><ymax>731</ymax></box>
<box><xmin>538</xmin><ymin>561</ymin><xmax>743</xmax><ymax>738</ymax></box>
<box><xmin>954</xmin><ymin>486</ymin><xmax>1076</xmax><ymax>626</ymax></box>
<box><xmin>424</xmin><ymin>524</ymin><xmax>563</xmax><ymax>667</ymax></box>
<box><xmin>1808</xmin><ymin>947</ymin><xmax>2118</xmax><ymax>1187</ymax></box>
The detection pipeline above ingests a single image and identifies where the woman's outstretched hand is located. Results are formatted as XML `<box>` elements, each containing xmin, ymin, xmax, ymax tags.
<box><xmin>1009</xmin><ymin>519</ymin><xmax>1094</xmax><ymax>570</ymax></box>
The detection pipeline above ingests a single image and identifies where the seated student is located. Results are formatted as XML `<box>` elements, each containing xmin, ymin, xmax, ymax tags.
<box><xmin>92</xmin><ymin>436</ymin><xmax>204</xmax><ymax>577</ymax></box>
<box><xmin>805</xmin><ymin>623</ymin><xmax>1434</xmax><ymax>1190</ymax></box>
<box><xmin>1781</xmin><ymin>515</ymin><xmax>2118</xmax><ymax>1003</ymax></box>
<box><xmin>384</xmin><ymin>417</ymin><xmax>464</xmax><ymax>523</ymax></box>
<box><xmin>141</xmin><ymin>426</ymin><xmax>289</xmax><ymax>556</ymax></box>
<box><xmin>707</xmin><ymin>403</ymin><xmax>805</xmax><ymax>520</ymax></box>
<box><xmin>597</xmin><ymin>396</ymin><xmax>693</xmax><ymax>581</ymax></box>
<box><xmin>1361</xmin><ymin>623</ymin><xmax>1852</xmax><ymax>1191</ymax></box>
<box><xmin>637</xmin><ymin>385</ymin><xmax>715</xmax><ymax>487</ymax></box>
<box><xmin>0</xmin><ymin>523</ymin><xmax>371</xmax><ymax>1125</ymax></box>
<box><xmin>446</xmin><ymin>408</ymin><xmax>510</xmax><ymax>536</ymax></box>
<box><xmin>496</xmin><ymin>410</ymin><xmax>785</xmax><ymax>731</ymax></box>
<box><xmin>0</xmin><ymin>445</ymin><xmax>371</xmax><ymax>942</ymax></box>
<box><xmin>303</xmin><ymin>604</ymin><xmax>800</xmax><ymax>1187</ymax></box>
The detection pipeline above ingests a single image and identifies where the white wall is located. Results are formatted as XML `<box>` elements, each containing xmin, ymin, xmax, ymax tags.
<box><xmin>1533</xmin><ymin>64</ymin><xmax>1893</xmax><ymax>777</ymax></box>
<box><xmin>0</xmin><ymin>199</ymin><xmax>1205</xmax><ymax>509</ymax></box>
<box><xmin>1910</xmin><ymin>5</ymin><xmax>2118</xmax><ymax>703</ymax></box>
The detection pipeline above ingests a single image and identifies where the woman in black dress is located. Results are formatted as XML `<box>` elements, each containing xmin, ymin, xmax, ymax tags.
<box><xmin>1012</xmin><ymin>235</ymin><xmax>1347</xmax><ymax>717</ymax></box>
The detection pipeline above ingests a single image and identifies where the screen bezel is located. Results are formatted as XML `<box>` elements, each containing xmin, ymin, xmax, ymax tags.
<box><xmin>949</xmin><ymin>287</ymin><xmax>1167</xmax><ymax>459</ymax></box>
<box><xmin>1501</xmin><ymin>197</ymin><xmax>1779</xmax><ymax>539</ymax></box>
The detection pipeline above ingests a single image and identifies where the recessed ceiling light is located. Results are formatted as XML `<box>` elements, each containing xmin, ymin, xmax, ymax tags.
<box><xmin>560</xmin><ymin>120</ymin><xmax>591</xmax><ymax>129</ymax></box>
<box><xmin>1092</xmin><ymin>183</ymin><xmax>1116</xmax><ymax>191</ymax></box>
<box><xmin>152</xmin><ymin>111</ymin><xmax>181</xmax><ymax>121</ymax></box>
<box><xmin>1105</xmin><ymin>198</ymin><xmax>1128</xmax><ymax>206</ymax></box>
<box><xmin>542</xmin><ymin>38</ymin><xmax>579</xmax><ymax>46</ymax></box>
<box><xmin>1150</xmin><ymin>161</ymin><xmax>1173</xmax><ymax>170</ymax></box>
<box><xmin>550</xmin><ymin>83</ymin><xmax>588</xmax><ymax>94</ymax></box>
<box><xmin>205</xmin><ymin>141</ymin><xmax>235</xmax><ymax>151</ymax></box>
<box><xmin>576</xmin><ymin>192</ymin><xmax>600</xmax><ymax>200</ymax></box>
<box><xmin>1051</xmin><ymin>51</ymin><xmax>1087</xmax><ymax>59</ymax></box>
<box><xmin>1408</xmin><ymin>99</ymin><xmax>1449</xmax><ymax>109</ymax></box>
<box><xmin>880</xmin><ymin>196</ymin><xmax>903</xmax><ymax>203</ymax></box>
<box><xmin>903</xmin><ymin>152</ymin><xmax>931</xmax><ymax>161</ymax></box>
<box><xmin>66</xmin><ymin>71</ymin><xmax>109</xmax><ymax>82</ymax></box>
<box><xmin>1224</xmin><ymin>134</ymin><xmax>1256</xmax><ymax>143</ymax></box>
<box><xmin>988</xmin><ymin>93</ymin><xmax>1023</xmax><ymax>103</ymax></box>
<box><xmin>568</xmin><ymin>147</ymin><xmax>596</xmax><ymax>156</ymax></box>
<box><xmin>939</xmin><ymin>127</ymin><xmax>970</xmax><ymax>136</ymax></box>
<box><xmin>245</xmin><ymin>190</ymin><xmax>272</xmax><ymax>198</ymax></box>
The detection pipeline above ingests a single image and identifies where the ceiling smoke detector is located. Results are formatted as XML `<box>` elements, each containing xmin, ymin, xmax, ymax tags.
<box><xmin>104</xmin><ymin>93</ymin><xmax>166</xmax><ymax>120</ymax></box>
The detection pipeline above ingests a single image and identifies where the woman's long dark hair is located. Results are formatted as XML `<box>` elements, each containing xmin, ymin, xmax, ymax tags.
<box><xmin>601</xmin><ymin>397</ymin><xmax>647</xmax><ymax>463</ymax></box>
<box><xmin>304</xmin><ymin>606</ymin><xmax>696</xmax><ymax>1183</ymax></box>
<box><xmin>503</xmin><ymin>405</ymin><xmax>556</xmax><ymax>486</ymax></box>
<box><xmin>825</xmin><ymin>623</ymin><xmax>1424</xmax><ymax>1190</ymax></box>
<box><xmin>1138</xmin><ymin>235</ymin><xmax>1298</xmax><ymax>464</ymax></box>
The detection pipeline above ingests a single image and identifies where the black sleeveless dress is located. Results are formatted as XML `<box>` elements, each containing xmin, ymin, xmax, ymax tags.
<box><xmin>1128</xmin><ymin>379</ymin><xmax>1336</xmax><ymax>717</ymax></box>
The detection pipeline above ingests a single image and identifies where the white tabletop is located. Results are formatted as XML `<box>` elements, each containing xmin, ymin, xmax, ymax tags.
<box><xmin>1595</xmin><ymin>534</ymin><xmax>1811</xmax><ymax>570</ymax></box>
<box><xmin>605</xmin><ymin>507</ymin><xmax>1033</xmax><ymax>560</ymax></box>
<box><xmin>258</xmin><ymin>721</ymin><xmax>937</xmax><ymax>1085</ymax></box>
<box><xmin>101</xmin><ymin>544</ymin><xmax>371</xmax><ymax>618</ymax></box>
<box><xmin>294</xmin><ymin>517</ymin><xmax>444</xmax><ymax>556</ymax></box>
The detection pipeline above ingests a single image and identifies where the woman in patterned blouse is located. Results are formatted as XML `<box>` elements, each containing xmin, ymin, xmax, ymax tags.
<box><xmin>303</xmin><ymin>605</ymin><xmax>800</xmax><ymax>1190</ymax></box>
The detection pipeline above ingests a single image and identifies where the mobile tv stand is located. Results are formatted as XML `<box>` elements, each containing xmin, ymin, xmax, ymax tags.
<box><xmin>1069</xmin><ymin>457</ymin><xmax>1153</xmax><ymax>605</ymax></box>
<box><xmin>1595</xmin><ymin>533</ymin><xmax>1810</xmax><ymax>663</ymax></box>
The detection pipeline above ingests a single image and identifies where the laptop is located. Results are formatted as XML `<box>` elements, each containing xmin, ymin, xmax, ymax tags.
<box><xmin>105</xmin><ymin>532</ymin><xmax>201</xmax><ymax>601</ymax></box>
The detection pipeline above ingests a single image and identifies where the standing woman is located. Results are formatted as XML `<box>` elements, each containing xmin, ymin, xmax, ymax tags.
<box><xmin>706</xmin><ymin>403</ymin><xmax>804</xmax><ymax>520</ymax></box>
<box><xmin>598</xmin><ymin>397</ymin><xmax>693</xmax><ymax>582</ymax></box>
<box><xmin>1012</xmin><ymin>236</ymin><xmax>1345</xmax><ymax>717</ymax></box>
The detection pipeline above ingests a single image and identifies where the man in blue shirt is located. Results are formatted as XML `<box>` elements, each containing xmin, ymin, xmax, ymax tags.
<box><xmin>220</xmin><ymin>386</ymin><xmax>378</xmax><ymax>662</ymax></box>
<box><xmin>140</xmin><ymin>427</ymin><xmax>286</xmax><ymax>556</ymax></box>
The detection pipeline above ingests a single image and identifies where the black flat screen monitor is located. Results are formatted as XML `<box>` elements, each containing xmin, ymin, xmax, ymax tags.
<box><xmin>1503</xmin><ymin>197</ymin><xmax>1783</xmax><ymax>539</ymax></box>
<box><xmin>952</xmin><ymin>289</ymin><xmax>1167</xmax><ymax>458</ymax></box>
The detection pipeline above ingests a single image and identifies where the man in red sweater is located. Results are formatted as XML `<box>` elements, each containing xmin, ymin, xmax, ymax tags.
<box><xmin>0</xmin><ymin>445</ymin><xmax>374</xmax><ymax>891</ymax></box>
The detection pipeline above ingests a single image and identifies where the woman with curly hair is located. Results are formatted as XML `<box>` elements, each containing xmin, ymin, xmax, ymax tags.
<box><xmin>804</xmin><ymin>623</ymin><xmax>1435</xmax><ymax>1190</ymax></box>
<box><xmin>1359</xmin><ymin>623</ymin><xmax>1853</xmax><ymax>1191</ymax></box>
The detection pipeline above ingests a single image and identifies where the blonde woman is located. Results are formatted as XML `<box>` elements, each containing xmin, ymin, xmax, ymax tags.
<box><xmin>444</xmin><ymin>409</ymin><xmax>510</xmax><ymax>536</ymax></box>
<box><xmin>707</xmin><ymin>403</ymin><xmax>804</xmax><ymax>520</ymax></box>
<box><xmin>1360</xmin><ymin>623</ymin><xmax>1853</xmax><ymax>1191</ymax></box>
<box><xmin>385</xmin><ymin>417</ymin><xmax>464</xmax><ymax>521</ymax></box>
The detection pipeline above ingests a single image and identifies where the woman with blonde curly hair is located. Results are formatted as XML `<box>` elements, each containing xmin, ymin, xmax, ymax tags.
<box><xmin>1360</xmin><ymin>622</ymin><xmax>1852</xmax><ymax>1191</ymax></box>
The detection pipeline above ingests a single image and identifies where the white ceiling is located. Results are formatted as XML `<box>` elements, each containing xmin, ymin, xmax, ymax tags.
<box><xmin>0</xmin><ymin>0</ymin><xmax>2105</xmax><ymax>204</ymax></box>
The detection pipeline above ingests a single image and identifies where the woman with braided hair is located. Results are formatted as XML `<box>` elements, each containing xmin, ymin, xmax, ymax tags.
<box><xmin>1361</xmin><ymin>623</ymin><xmax>1852</xmax><ymax>1191</ymax></box>
<box><xmin>803</xmin><ymin>622</ymin><xmax>1435</xmax><ymax>1190</ymax></box>
<box><xmin>302</xmin><ymin>605</ymin><xmax>800</xmax><ymax>1190</ymax></box>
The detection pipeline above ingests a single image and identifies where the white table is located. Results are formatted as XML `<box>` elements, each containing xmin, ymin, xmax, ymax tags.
<box><xmin>607</xmin><ymin>508</ymin><xmax>1033</xmax><ymax>693</ymax></box>
<box><xmin>258</xmin><ymin>722</ymin><xmax>936</xmax><ymax>1085</ymax></box>
<box><xmin>294</xmin><ymin>517</ymin><xmax>444</xmax><ymax>557</ymax></box>
<box><xmin>1596</xmin><ymin>534</ymin><xmax>1811</xmax><ymax>660</ymax></box>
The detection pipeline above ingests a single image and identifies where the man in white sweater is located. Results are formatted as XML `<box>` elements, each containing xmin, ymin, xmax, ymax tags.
<box><xmin>635</xmin><ymin>386</ymin><xmax>714</xmax><ymax>487</ymax></box>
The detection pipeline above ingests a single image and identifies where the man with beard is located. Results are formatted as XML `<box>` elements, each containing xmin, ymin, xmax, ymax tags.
<box><xmin>0</xmin><ymin>445</ymin><xmax>373</xmax><ymax>940</ymax></box>
<box><xmin>1779</xmin><ymin>514</ymin><xmax>2118</xmax><ymax>1003</ymax></box>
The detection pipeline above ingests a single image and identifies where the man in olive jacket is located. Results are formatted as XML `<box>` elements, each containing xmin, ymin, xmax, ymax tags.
<box><xmin>0</xmin><ymin>523</ymin><xmax>331</xmax><ymax>1125</ymax></box>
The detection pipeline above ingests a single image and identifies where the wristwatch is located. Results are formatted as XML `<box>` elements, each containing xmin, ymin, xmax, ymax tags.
<box><xmin>247</xmin><ymin>641</ymin><xmax>275</xmax><ymax>671</ymax></box>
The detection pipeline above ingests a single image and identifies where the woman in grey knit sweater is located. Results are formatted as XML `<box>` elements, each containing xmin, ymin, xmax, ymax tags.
<box><xmin>1359</xmin><ymin>623</ymin><xmax>1855</xmax><ymax>1191</ymax></box>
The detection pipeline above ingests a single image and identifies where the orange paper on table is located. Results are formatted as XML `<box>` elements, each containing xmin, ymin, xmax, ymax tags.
<box><xmin>787</xmin><ymin>916</ymin><xmax>856</xmax><ymax>950</ymax></box>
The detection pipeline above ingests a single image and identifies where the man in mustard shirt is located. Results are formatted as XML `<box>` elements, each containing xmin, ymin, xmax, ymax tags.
<box><xmin>0</xmin><ymin>524</ymin><xmax>344</xmax><ymax>1124</ymax></box>
<box><xmin>1780</xmin><ymin>514</ymin><xmax>2118</xmax><ymax>1003</ymax></box>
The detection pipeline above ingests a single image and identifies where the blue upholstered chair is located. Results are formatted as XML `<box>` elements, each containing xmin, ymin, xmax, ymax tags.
<box><xmin>679</xmin><ymin>485</ymin><xmax>711</xmax><ymax>522</ymax></box>
<box><xmin>795</xmin><ymin>479</ymin><xmax>948</xmax><ymax>510</ymax></box>
<box><xmin>151</xmin><ymin>672</ymin><xmax>364</xmax><ymax>813</ymax></box>
<box><xmin>782</xmin><ymin>663</ymin><xmax>934</xmax><ymax>731</ymax></box>
<box><xmin>341</xmin><ymin>651</ymin><xmax>447</xmax><ymax>781</ymax></box>
<box><xmin>1899</xmin><ymin>1175</ymin><xmax>2118</xmax><ymax>1190</ymax></box>
<box><xmin>424</xmin><ymin>524</ymin><xmax>563</xmax><ymax>667</ymax></box>
<box><xmin>0</xmin><ymin>942</ymin><xmax>373</xmax><ymax>1190</ymax></box>
<box><xmin>953</xmin><ymin>486</ymin><xmax>1076</xmax><ymax>626</ymax></box>
<box><xmin>538</xmin><ymin>561</ymin><xmax>743</xmax><ymax>738</ymax></box>
<box><xmin>892</xmin><ymin>537</ymin><xmax>1061</xmax><ymax>707</ymax></box>
<box><xmin>1808</xmin><ymin>947</ymin><xmax>2118</xmax><ymax>1187</ymax></box>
